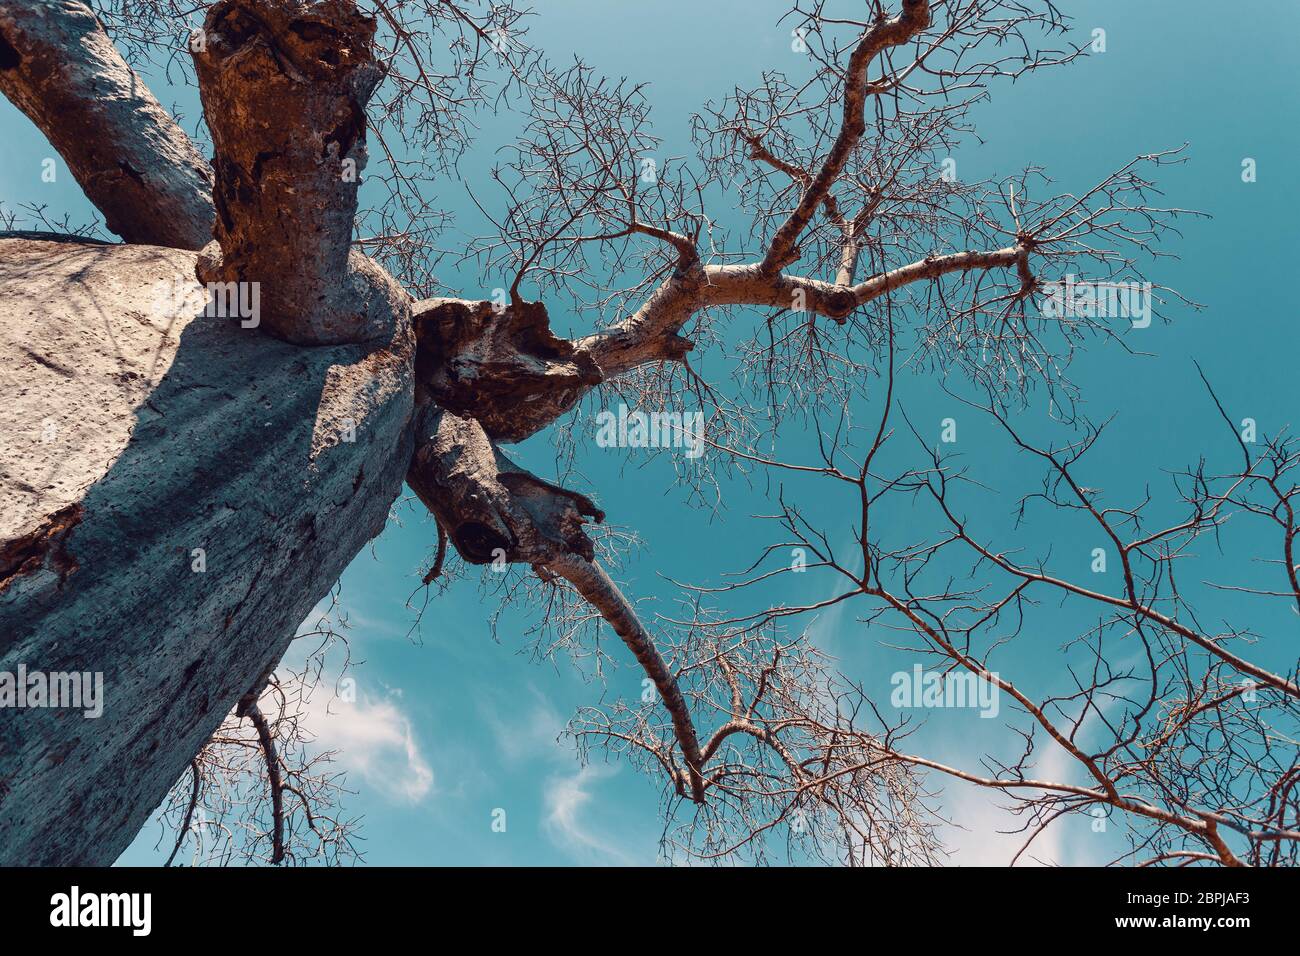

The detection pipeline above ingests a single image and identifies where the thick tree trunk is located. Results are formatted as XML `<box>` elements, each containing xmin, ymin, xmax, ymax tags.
<box><xmin>0</xmin><ymin>238</ymin><xmax>414</xmax><ymax>864</ymax></box>
<box><xmin>0</xmin><ymin>0</ymin><xmax>423</xmax><ymax>863</ymax></box>
<box><xmin>0</xmin><ymin>0</ymin><xmax>614</xmax><ymax>863</ymax></box>
<box><xmin>0</xmin><ymin>0</ymin><xmax>215</xmax><ymax>249</ymax></box>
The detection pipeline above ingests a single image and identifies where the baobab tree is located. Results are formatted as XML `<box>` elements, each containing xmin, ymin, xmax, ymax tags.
<box><xmin>0</xmin><ymin>0</ymin><xmax>1294</xmax><ymax>867</ymax></box>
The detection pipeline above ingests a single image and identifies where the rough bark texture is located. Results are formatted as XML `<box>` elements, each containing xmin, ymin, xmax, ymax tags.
<box><xmin>0</xmin><ymin>0</ymin><xmax>214</xmax><ymax>250</ymax></box>
<box><xmin>194</xmin><ymin>0</ymin><xmax>388</xmax><ymax>344</ymax></box>
<box><xmin>412</xmin><ymin>298</ymin><xmax>603</xmax><ymax>443</ymax></box>
<box><xmin>0</xmin><ymin>238</ymin><xmax>414</xmax><ymax>865</ymax></box>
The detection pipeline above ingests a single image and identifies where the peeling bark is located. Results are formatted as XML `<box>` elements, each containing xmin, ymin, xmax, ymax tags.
<box><xmin>0</xmin><ymin>0</ymin><xmax>214</xmax><ymax>249</ymax></box>
<box><xmin>0</xmin><ymin>504</ymin><xmax>82</xmax><ymax>594</ymax></box>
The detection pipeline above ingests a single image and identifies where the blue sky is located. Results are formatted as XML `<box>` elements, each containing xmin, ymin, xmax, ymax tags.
<box><xmin>4</xmin><ymin>0</ymin><xmax>1298</xmax><ymax>865</ymax></box>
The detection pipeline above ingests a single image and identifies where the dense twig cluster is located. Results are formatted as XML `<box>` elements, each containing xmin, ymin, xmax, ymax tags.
<box><xmin>660</xmin><ymin>328</ymin><xmax>1299</xmax><ymax>865</ymax></box>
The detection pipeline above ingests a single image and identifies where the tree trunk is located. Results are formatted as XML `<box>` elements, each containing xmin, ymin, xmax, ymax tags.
<box><xmin>0</xmin><ymin>0</ymin><xmax>606</xmax><ymax>865</ymax></box>
<box><xmin>0</xmin><ymin>238</ymin><xmax>413</xmax><ymax>864</ymax></box>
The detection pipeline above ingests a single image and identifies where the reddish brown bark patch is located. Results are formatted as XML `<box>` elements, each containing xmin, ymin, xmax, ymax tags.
<box><xmin>0</xmin><ymin>503</ymin><xmax>82</xmax><ymax>593</ymax></box>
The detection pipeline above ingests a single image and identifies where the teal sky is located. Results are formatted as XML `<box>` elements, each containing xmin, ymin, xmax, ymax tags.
<box><xmin>4</xmin><ymin>0</ymin><xmax>1298</xmax><ymax>866</ymax></box>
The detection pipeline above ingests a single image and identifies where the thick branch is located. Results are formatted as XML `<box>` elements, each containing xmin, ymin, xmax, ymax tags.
<box><xmin>0</xmin><ymin>0</ymin><xmax>214</xmax><ymax>249</ymax></box>
<box><xmin>194</xmin><ymin>0</ymin><xmax>394</xmax><ymax>344</ymax></box>
<box><xmin>411</xmin><ymin>297</ymin><xmax>602</xmax><ymax>443</ymax></box>
<box><xmin>406</xmin><ymin>408</ymin><xmax>604</xmax><ymax>565</ymax></box>
<box><xmin>579</xmin><ymin>246</ymin><xmax>1026</xmax><ymax>379</ymax></box>
<box><xmin>545</xmin><ymin>553</ymin><xmax>707</xmax><ymax>802</ymax></box>
<box><xmin>403</xmin><ymin>407</ymin><xmax>705</xmax><ymax>800</ymax></box>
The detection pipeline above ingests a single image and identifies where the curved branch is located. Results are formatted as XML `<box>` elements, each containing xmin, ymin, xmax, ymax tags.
<box><xmin>239</xmin><ymin>698</ymin><xmax>286</xmax><ymax>865</ymax></box>
<box><xmin>759</xmin><ymin>0</ymin><xmax>931</xmax><ymax>273</ymax></box>
<box><xmin>578</xmin><ymin>245</ymin><xmax>1027</xmax><ymax>379</ymax></box>
<box><xmin>401</xmin><ymin>406</ymin><xmax>712</xmax><ymax>800</ymax></box>
<box><xmin>163</xmin><ymin>760</ymin><xmax>202</xmax><ymax>868</ymax></box>
<box><xmin>544</xmin><ymin>553</ymin><xmax>708</xmax><ymax>803</ymax></box>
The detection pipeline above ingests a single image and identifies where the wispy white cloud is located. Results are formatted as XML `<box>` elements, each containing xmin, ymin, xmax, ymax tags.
<box><xmin>939</xmin><ymin>744</ymin><xmax>1099</xmax><ymax>866</ymax></box>
<box><xmin>479</xmin><ymin>684</ymin><xmax>653</xmax><ymax>863</ymax></box>
<box><xmin>542</xmin><ymin>765</ymin><xmax>638</xmax><ymax>865</ymax></box>
<box><xmin>300</xmin><ymin>689</ymin><xmax>435</xmax><ymax>804</ymax></box>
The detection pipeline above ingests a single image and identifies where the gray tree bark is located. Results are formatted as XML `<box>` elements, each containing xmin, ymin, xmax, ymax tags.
<box><xmin>0</xmin><ymin>0</ymin><xmax>418</xmax><ymax>865</ymax></box>
<box><xmin>0</xmin><ymin>238</ymin><xmax>413</xmax><ymax>865</ymax></box>
<box><xmin>0</xmin><ymin>0</ymin><xmax>614</xmax><ymax>865</ymax></box>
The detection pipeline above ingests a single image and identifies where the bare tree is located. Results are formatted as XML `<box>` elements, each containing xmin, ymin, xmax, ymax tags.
<box><xmin>644</xmin><ymin>350</ymin><xmax>1299</xmax><ymax>866</ymax></box>
<box><xmin>1</xmin><ymin>0</ymin><xmax>1291</xmax><ymax>867</ymax></box>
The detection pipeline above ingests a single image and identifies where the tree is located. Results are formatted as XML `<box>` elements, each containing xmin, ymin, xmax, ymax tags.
<box><xmin>1</xmin><ymin>0</ymin><xmax>1294</xmax><ymax>866</ymax></box>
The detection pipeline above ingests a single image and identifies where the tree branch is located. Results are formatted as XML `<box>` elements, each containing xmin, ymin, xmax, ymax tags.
<box><xmin>0</xmin><ymin>0</ymin><xmax>214</xmax><ymax>249</ymax></box>
<box><xmin>578</xmin><ymin>245</ymin><xmax>1027</xmax><ymax>379</ymax></box>
<box><xmin>194</xmin><ymin>0</ymin><xmax>403</xmax><ymax>344</ymax></box>
<box><xmin>759</xmin><ymin>0</ymin><xmax>931</xmax><ymax>273</ymax></box>
<box><xmin>163</xmin><ymin>760</ymin><xmax>202</xmax><ymax>868</ymax></box>
<box><xmin>544</xmin><ymin>553</ymin><xmax>708</xmax><ymax>802</ymax></box>
<box><xmin>411</xmin><ymin>296</ymin><xmax>602</xmax><ymax>442</ymax></box>
<box><xmin>406</xmin><ymin>407</ymin><xmax>604</xmax><ymax>565</ymax></box>
<box><xmin>238</xmin><ymin>695</ymin><xmax>286</xmax><ymax>865</ymax></box>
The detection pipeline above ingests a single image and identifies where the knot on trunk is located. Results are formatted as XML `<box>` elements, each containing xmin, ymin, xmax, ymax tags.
<box><xmin>822</xmin><ymin>286</ymin><xmax>858</xmax><ymax>319</ymax></box>
<box><xmin>202</xmin><ymin>0</ymin><xmax>379</xmax><ymax>84</ymax></box>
